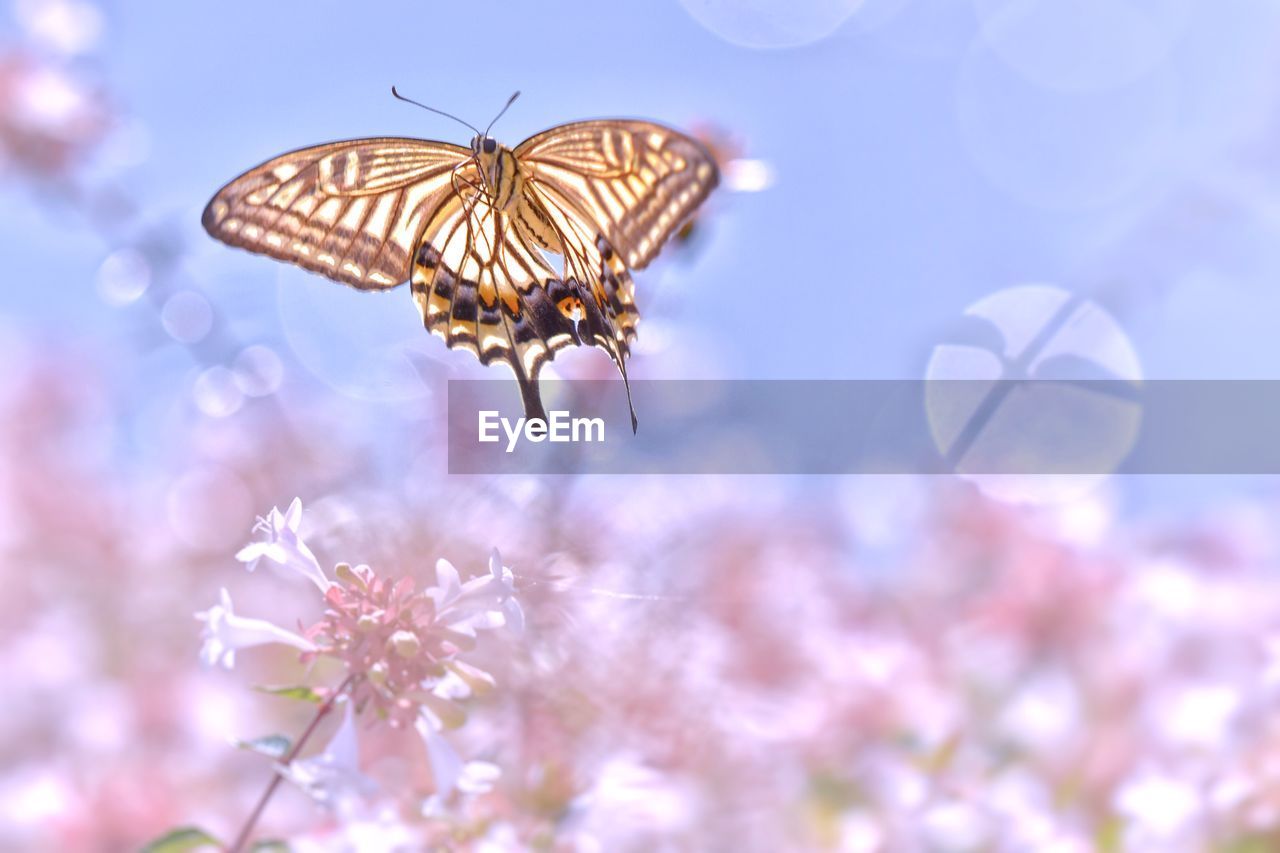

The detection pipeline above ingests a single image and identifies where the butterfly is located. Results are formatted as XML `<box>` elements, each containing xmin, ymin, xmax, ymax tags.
<box><xmin>202</xmin><ymin>90</ymin><xmax>719</xmax><ymax>431</ymax></box>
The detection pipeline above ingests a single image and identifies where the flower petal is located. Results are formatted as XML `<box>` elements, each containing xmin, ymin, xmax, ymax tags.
<box><xmin>278</xmin><ymin>703</ymin><xmax>374</xmax><ymax>808</ymax></box>
<box><xmin>237</xmin><ymin>499</ymin><xmax>330</xmax><ymax>592</ymax></box>
<box><xmin>195</xmin><ymin>588</ymin><xmax>315</xmax><ymax>670</ymax></box>
<box><xmin>415</xmin><ymin>715</ymin><xmax>464</xmax><ymax>798</ymax></box>
<box><xmin>283</xmin><ymin>496</ymin><xmax>304</xmax><ymax>531</ymax></box>
<box><xmin>502</xmin><ymin>597</ymin><xmax>525</xmax><ymax>634</ymax></box>
<box><xmin>435</xmin><ymin>558</ymin><xmax>461</xmax><ymax>598</ymax></box>
<box><xmin>456</xmin><ymin>760</ymin><xmax>501</xmax><ymax>794</ymax></box>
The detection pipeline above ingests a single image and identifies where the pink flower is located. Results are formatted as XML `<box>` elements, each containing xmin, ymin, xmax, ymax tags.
<box><xmin>302</xmin><ymin>553</ymin><xmax>516</xmax><ymax>732</ymax></box>
<box><xmin>0</xmin><ymin>54</ymin><xmax>110</xmax><ymax>178</ymax></box>
<box><xmin>236</xmin><ymin>498</ymin><xmax>330</xmax><ymax>592</ymax></box>
<box><xmin>278</xmin><ymin>701</ymin><xmax>374</xmax><ymax>808</ymax></box>
<box><xmin>414</xmin><ymin>718</ymin><xmax>500</xmax><ymax>802</ymax></box>
<box><xmin>194</xmin><ymin>588</ymin><xmax>315</xmax><ymax>670</ymax></box>
<box><xmin>431</xmin><ymin>549</ymin><xmax>524</xmax><ymax>636</ymax></box>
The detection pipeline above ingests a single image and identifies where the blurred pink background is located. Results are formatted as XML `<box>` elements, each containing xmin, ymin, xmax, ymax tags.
<box><xmin>6</xmin><ymin>1</ymin><xmax>1280</xmax><ymax>850</ymax></box>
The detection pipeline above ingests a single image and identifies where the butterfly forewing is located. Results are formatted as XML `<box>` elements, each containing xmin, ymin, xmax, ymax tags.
<box><xmin>514</xmin><ymin>120</ymin><xmax>719</xmax><ymax>270</ymax></box>
<box><xmin>202</xmin><ymin>138</ymin><xmax>469</xmax><ymax>289</ymax></box>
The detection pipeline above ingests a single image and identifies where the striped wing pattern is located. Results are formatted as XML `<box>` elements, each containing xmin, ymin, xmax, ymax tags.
<box><xmin>202</xmin><ymin>138</ymin><xmax>469</xmax><ymax>289</ymax></box>
<box><xmin>524</xmin><ymin>180</ymin><xmax>639</xmax><ymax>356</ymax></box>
<box><xmin>411</xmin><ymin>184</ymin><xmax>626</xmax><ymax>422</ymax></box>
<box><xmin>203</xmin><ymin>120</ymin><xmax>718</xmax><ymax>425</ymax></box>
<box><xmin>515</xmin><ymin>120</ymin><xmax>720</xmax><ymax>270</ymax></box>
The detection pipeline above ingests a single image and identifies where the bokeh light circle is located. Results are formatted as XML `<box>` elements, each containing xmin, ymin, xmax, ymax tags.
<box><xmin>232</xmin><ymin>345</ymin><xmax>284</xmax><ymax>397</ymax></box>
<box><xmin>160</xmin><ymin>291</ymin><xmax>213</xmax><ymax>343</ymax></box>
<box><xmin>677</xmin><ymin>0</ymin><xmax>864</xmax><ymax>49</ymax></box>
<box><xmin>14</xmin><ymin>0</ymin><xmax>103</xmax><ymax>56</ymax></box>
<box><xmin>276</xmin><ymin>267</ymin><xmax>434</xmax><ymax>402</ymax></box>
<box><xmin>192</xmin><ymin>366</ymin><xmax>243</xmax><ymax>418</ymax></box>
<box><xmin>926</xmin><ymin>284</ymin><xmax>1143</xmax><ymax>505</ymax></box>
<box><xmin>972</xmin><ymin>0</ymin><xmax>1193</xmax><ymax>93</ymax></box>
<box><xmin>95</xmin><ymin>248</ymin><xmax>150</xmax><ymax>306</ymax></box>
<box><xmin>857</xmin><ymin>0</ymin><xmax>981</xmax><ymax>60</ymax></box>
<box><xmin>956</xmin><ymin>38</ymin><xmax>1177</xmax><ymax>211</ymax></box>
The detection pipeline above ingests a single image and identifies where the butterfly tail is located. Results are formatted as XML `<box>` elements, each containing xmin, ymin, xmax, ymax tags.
<box><xmin>619</xmin><ymin>359</ymin><xmax>638</xmax><ymax>434</ymax></box>
<box><xmin>571</xmin><ymin>283</ymin><xmax>639</xmax><ymax>433</ymax></box>
<box><xmin>517</xmin><ymin>370</ymin><xmax>549</xmax><ymax>424</ymax></box>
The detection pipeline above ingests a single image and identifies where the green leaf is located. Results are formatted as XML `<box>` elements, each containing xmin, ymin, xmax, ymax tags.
<box><xmin>251</xmin><ymin>840</ymin><xmax>292</xmax><ymax>852</ymax></box>
<box><xmin>235</xmin><ymin>734</ymin><xmax>292</xmax><ymax>759</ymax></box>
<box><xmin>254</xmin><ymin>684</ymin><xmax>323</xmax><ymax>704</ymax></box>
<box><xmin>141</xmin><ymin>826</ymin><xmax>221</xmax><ymax>852</ymax></box>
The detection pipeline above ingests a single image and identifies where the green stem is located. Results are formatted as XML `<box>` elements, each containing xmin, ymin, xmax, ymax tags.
<box><xmin>227</xmin><ymin>675</ymin><xmax>356</xmax><ymax>852</ymax></box>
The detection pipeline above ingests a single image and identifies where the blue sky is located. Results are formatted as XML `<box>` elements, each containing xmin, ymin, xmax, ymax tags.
<box><xmin>5</xmin><ymin>0</ymin><xmax>1280</xmax><ymax>508</ymax></box>
<box><xmin>6</xmin><ymin>0</ymin><xmax>1280</xmax><ymax>377</ymax></box>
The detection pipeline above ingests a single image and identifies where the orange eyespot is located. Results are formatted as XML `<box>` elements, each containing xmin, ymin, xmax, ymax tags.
<box><xmin>557</xmin><ymin>296</ymin><xmax>584</xmax><ymax>318</ymax></box>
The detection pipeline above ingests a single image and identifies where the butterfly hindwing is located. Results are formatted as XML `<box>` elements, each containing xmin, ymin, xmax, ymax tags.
<box><xmin>410</xmin><ymin>186</ymin><xmax>584</xmax><ymax>420</ymax></box>
<box><xmin>520</xmin><ymin>182</ymin><xmax>637</xmax><ymax>357</ymax></box>
<box><xmin>202</xmin><ymin>138</ymin><xmax>470</xmax><ymax>289</ymax></box>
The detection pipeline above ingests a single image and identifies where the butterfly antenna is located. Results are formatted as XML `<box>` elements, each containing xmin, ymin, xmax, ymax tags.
<box><xmin>390</xmin><ymin>86</ymin><xmax>482</xmax><ymax>136</ymax></box>
<box><xmin>483</xmin><ymin>90</ymin><xmax>521</xmax><ymax>138</ymax></box>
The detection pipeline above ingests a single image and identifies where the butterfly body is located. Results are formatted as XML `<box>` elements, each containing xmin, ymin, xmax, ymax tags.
<box><xmin>469</xmin><ymin>135</ymin><xmax>524</xmax><ymax>212</ymax></box>
<box><xmin>203</xmin><ymin>116</ymin><xmax>719</xmax><ymax>428</ymax></box>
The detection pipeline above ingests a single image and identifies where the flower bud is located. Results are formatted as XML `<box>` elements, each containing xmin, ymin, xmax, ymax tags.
<box><xmin>368</xmin><ymin>661</ymin><xmax>388</xmax><ymax>685</ymax></box>
<box><xmin>389</xmin><ymin>629</ymin><xmax>421</xmax><ymax>659</ymax></box>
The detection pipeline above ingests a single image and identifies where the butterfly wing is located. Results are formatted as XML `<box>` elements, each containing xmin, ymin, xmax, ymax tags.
<box><xmin>411</xmin><ymin>186</ymin><xmax>586</xmax><ymax>422</ymax></box>
<box><xmin>520</xmin><ymin>179</ymin><xmax>639</xmax><ymax>369</ymax></box>
<box><xmin>514</xmin><ymin>120</ymin><xmax>719</xmax><ymax>270</ymax></box>
<box><xmin>202</xmin><ymin>138</ymin><xmax>470</xmax><ymax>289</ymax></box>
<box><xmin>203</xmin><ymin>123</ymin><xmax>717</xmax><ymax>427</ymax></box>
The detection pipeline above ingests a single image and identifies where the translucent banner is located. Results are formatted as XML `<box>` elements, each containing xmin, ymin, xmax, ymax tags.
<box><xmin>446</xmin><ymin>379</ymin><xmax>1280</xmax><ymax>475</ymax></box>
